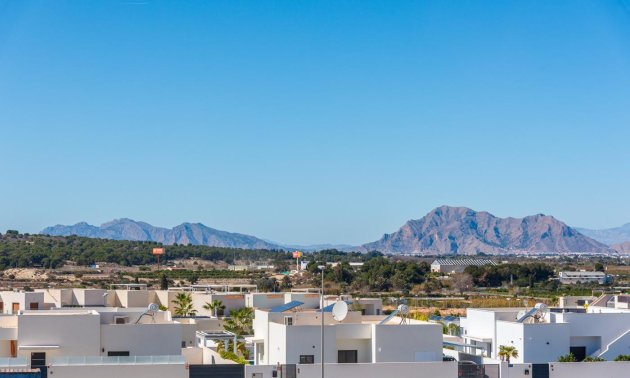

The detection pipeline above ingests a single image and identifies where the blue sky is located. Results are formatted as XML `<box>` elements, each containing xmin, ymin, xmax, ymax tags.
<box><xmin>1</xmin><ymin>1</ymin><xmax>629</xmax><ymax>245</ymax></box>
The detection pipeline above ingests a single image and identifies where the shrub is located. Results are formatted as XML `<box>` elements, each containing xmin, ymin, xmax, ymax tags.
<box><xmin>614</xmin><ymin>354</ymin><xmax>630</xmax><ymax>361</ymax></box>
<box><xmin>583</xmin><ymin>356</ymin><xmax>605</xmax><ymax>362</ymax></box>
<box><xmin>558</xmin><ymin>353</ymin><xmax>577</xmax><ymax>362</ymax></box>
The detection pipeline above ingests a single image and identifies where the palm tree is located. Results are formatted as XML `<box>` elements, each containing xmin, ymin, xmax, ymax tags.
<box><xmin>172</xmin><ymin>293</ymin><xmax>197</xmax><ymax>317</ymax></box>
<box><xmin>498</xmin><ymin>345</ymin><xmax>518</xmax><ymax>363</ymax></box>
<box><xmin>224</xmin><ymin>307</ymin><xmax>254</xmax><ymax>336</ymax></box>
<box><xmin>203</xmin><ymin>299</ymin><xmax>225</xmax><ymax>318</ymax></box>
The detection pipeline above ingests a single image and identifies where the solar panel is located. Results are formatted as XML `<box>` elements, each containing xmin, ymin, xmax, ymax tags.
<box><xmin>269</xmin><ymin>300</ymin><xmax>304</xmax><ymax>313</ymax></box>
<box><xmin>317</xmin><ymin>300</ymin><xmax>352</xmax><ymax>312</ymax></box>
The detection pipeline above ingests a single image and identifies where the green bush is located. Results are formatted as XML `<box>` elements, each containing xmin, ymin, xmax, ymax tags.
<box><xmin>614</xmin><ymin>354</ymin><xmax>630</xmax><ymax>361</ymax></box>
<box><xmin>558</xmin><ymin>353</ymin><xmax>577</xmax><ymax>362</ymax></box>
<box><xmin>219</xmin><ymin>350</ymin><xmax>248</xmax><ymax>364</ymax></box>
<box><xmin>582</xmin><ymin>356</ymin><xmax>605</xmax><ymax>362</ymax></box>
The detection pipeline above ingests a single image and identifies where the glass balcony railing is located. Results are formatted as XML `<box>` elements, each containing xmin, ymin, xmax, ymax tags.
<box><xmin>51</xmin><ymin>355</ymin><xmax>185</xmax><ymax>366</ymax></box>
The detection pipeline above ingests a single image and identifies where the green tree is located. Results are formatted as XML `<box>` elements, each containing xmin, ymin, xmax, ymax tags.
<box><xmin>203</xmin><ymin>299</ymin><xmax>225</xmax><ymax>318</ymax></box>
<box><xmin>172</xmin><ymin>293</ymin><xmax>196</xmax><ymax>317</ymax></box>
<box><xmin>593</xmin><ymin>262</ymin><xmax>605</xmax><ymax>272</ymax></box>
<box><xmin>614</xmin><ymin>354</ymin><xmax>630</xmax><ymax>361</ymax></box>
<box><xmin>280</xmin><ymin>275</ymin><xmax>292</xmax><ymax>289</ymax></box>
<box><xmin>422</xmin><ymin>278</ymin><xmax>441</xmax><ymax>296</ymax></box>
<box><xmin>160</xmin><ymin>273</ymin><xmax>169</xmax><ymax>290</ymax></box>
<box><xmin>498</xmin><ymin>345</ymin><xmax>518</xmax><ymax>363</ymax></box>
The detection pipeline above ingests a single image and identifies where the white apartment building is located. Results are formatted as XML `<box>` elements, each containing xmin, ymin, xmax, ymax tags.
<box><xmin>252</xmin><ymin>305</ymin><xmax>443</xmax><ymax>366</ymax></box>
<box><xmin>459</xmin><ymin>301</ymin><xmax>630</xmax><ymax>363</ymax></box>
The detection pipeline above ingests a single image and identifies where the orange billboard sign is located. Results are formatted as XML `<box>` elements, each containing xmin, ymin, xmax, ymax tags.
<box><xmin>152</xmin><ymin>248</ymin><xmax>165</xmax><ymax>256</ymax></box>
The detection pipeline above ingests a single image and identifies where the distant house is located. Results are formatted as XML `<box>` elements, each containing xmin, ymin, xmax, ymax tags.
<box><xmin>430</xmin><ymin>258</ymin><xmax>496</xmax><ymax>274</ymax></box>
<box><xmin>558</xmin><ymin>271</ymin><xmax>612</xmax><ymax>285</ymax></box>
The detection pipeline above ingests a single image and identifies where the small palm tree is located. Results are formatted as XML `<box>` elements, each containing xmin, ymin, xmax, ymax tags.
<box><xmin>498</xmin><ymin>345</ymin><xmax>518</xmax><ymax>363</ymax></box>
<box><xmin>203</xmin><ymin>299</ymin><xmax>225</xmax><ymax>318</ymax></box>
<box><xmin>224</xmin><ymin>307</ymin><xmax>254</xmax><ymax>336</ymax></box>
<box><xmin>172</xmin><ymin>293</ymin><xmax>197</xmax><ymax>317</ymax></box>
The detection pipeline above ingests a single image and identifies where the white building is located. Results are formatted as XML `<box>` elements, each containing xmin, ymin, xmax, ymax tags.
<box><xmin>0</xmin><ymin>291</ymin><xmax>46</xmax><ymax>313</ymax></box>
<box><xmin>558</xmin><ymin>271</ymin><xmax>612</xmax><ymax>285</ymax></box>
<box><xmin>430</xmin><ymin>259</ymin><xmax>496</xmax><ymax>274</ymax></box>
<box><xmin>588</xmin><ymin>293</ymin><xmax>630</xmax><ymax>313</ymax></box>
<box><xmin>251</xmin><ymin>304</ymin><xmax>443</xmax><ymax>366</ymax></box>
<box><xmin>459</xmin><ymin>301</ymin><xmax>630</xmax><ymax>363</ymax></box>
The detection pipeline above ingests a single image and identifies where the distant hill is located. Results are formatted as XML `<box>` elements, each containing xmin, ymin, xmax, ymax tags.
<box><xmin>362</xmin><ymin>206</ymin><xmax>611</xmax><ymax>255</ymax></box>
<box><xmin>42</xmin><ymin>219</ymin><xmax>282</xmax><ymax>250</ymax></box>
<box><xmin>611</xmin><ymin>241</ymin><xmax>630</xmax><ymax>254</ymax></box>
<box><xmin>576</xmin><ymin>223</ymin><xmax>630</xmax><ymax>246</ymax></box>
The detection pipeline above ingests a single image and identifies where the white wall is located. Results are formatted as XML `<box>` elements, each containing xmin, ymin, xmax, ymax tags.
<box><xmin>246</xmin><ymin>293</ymin><xmax>286</xmax><ymax>309</ymax></box>
<box><xmin>48</xmin><ymin>364</ymin><xmax>187</xmax><ymax>378</ymax></box>
<box><xmin>75</xmin><ymin>289</ymin><xmax>107</xmax><ymax>306</ymax></box>
<box><xmin>501</xmin><ymin>362</ymin><xmax>533</xmax><ymax>378</ymax></box>
<box><xmin>1</xmin><ymin>292</ymin><xmax>45</xmax><ymax>313</ymax></box>
<box><xmin>100</xmin><ymin>323</ymin><xmax>182</xmax><ymax>356</ymax></box>
<box><xmin>372</xmin><ymin>323</ymin><xmax>442</xmax><ymax>362</ymax></box>
<box><xmin>245</xmin><ymin>364</ymin><xmax>278</xmax><ymax>378</ymax></box>
<box><xmin>495</xmin><ymin>321</ymin><xmax>572</xmax><ymax>364</ymax></box>
<box><xmin>296</xmin><ymin>362</ymin><xmax>457</xmax><ymax>378</ymax></box>
<box><xmin>191</xmin><ymin>293</ymin><xmax>246</xmax><ymax>316</ymax></box>
<box><xmin>182</xmin><ymin>347</ymin><xmax>203</xmax><ymax>364</ymax></box>
<box><xmin>549</xmin><ymin>362</ymin><xmax>630</xmax><ymax>378</ymax></box>
<box><xmin>285</xmin><ymin>293</ymin><xmax>321</xmax><ymax>309</ymax></box>
<box><xmin>17</xmin><ymin>312</ymin><xmax>101</xmax><ymax>364</ymax></box>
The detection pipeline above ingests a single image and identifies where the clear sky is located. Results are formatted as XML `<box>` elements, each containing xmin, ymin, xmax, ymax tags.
<box><xmin>1</xmin><ymin>1</ymin><xmax>629</xmax><ymax>245</ymax></box>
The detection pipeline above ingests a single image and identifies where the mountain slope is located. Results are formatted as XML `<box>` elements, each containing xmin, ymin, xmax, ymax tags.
<box><xmin>41</xmin><ymin>219</ymin><xmax>281</xmax><ymax>250</ymax></box>
<box><xmin>362</xmin><ymin>206</ymin><xmax>611</xmax><ymax>255</ymax></box>
<box><xmin>611</xmin><ymin>241</ymin><xmax>630</xmax><ymax>254</ymax></box>
<box><xmin>576</xmin><ymin>223</ymin><xmax>630</xmax><ymax>246</ymax></box>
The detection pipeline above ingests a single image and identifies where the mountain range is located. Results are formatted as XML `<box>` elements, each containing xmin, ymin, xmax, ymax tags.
<box><xmin>360</xmin><ymin>206</ymin><xmax>611</xmax><ymax>254</ymax></box>
<box><xmin>42</xmin><ymin>206</ymin><xmax>624</xmax><ymax>254</ymax></box>
<box><xmin>42</xmin><ymin>219</ymin><xmax>282</xmax><ymax>250</ymax></box>
<box><xmin>575</xmin><ymin>223</ymin><xmax>630</xmax><ymax>246</ymax></box>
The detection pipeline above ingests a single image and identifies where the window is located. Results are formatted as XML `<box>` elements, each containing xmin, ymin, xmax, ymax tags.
<box><xmin>107</xmin><ymin>351</ymin><xmax>130</xmax><ymax>357</ymax></box>
<box><xmin>284</xmin><ymin>316</ymin><xmax>293</xmax><ymax>326</ymax></box>
<box><xmin>29</xmin><ymin>302</ymin><xmax>39</xmax><ymax>310</ymax></box>
<box><xmin>299</xmin><ymin>355</ymin><xmax>314</xmax><ymax>364</ymax></box>
<box><xmin>11</xmin><ymin>303</ymin><xmax>19</xmax><ymax>313</ymax></box>
<box><xmin>31</xmin><ymin>352</ymin><xmax>46</xmax><ymax>368</ymax></box>
<box><xmin>338</xmin><ymin>350</ymin><xmax>358</xmax><ymax>363</ymax></box>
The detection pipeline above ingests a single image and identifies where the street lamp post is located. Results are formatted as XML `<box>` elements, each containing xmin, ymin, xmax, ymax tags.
<box><xmin>319</xmin><ymin>265</ymin><xmax>325</xmax><ymax>378</ymax></box>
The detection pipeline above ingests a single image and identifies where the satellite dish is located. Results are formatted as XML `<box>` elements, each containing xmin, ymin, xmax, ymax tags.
<box><xmin>332</xmin><ymin>301</ymin><xmax>348</xmax><ymax>322</ymax></box>
<box><xmin>397</xmin><ymin>304</ymin><xmax>409</xmax><ymax>315</ymax></box>
<box><xmin>148</xmin><ymin>303</ymin><xmax>159</xmax><ymax>312</ymax></box>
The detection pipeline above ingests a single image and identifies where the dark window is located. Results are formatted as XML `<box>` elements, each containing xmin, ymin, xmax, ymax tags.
<box><xmin>299</xmin><ymin>355</ymin><xmax>314</xmax><ymax>364</ymax></box>
<box><xmin>31</xmin><ymin>352</ymin><xmax>46</xmax><ymax>368</ymax></box>
<box><xmin>182</xmin><ymin>341</ymin><xmax>187</xmax><ymax>348</ymax></box>
<box><xmin>338</xmin><ymin>350</ymin><xmax>358</xmax><ymax>363</ymax></box>
<box><xmin>570</xmin><ymin>347</ymin><xmax>586</xmax><ymax>361</ymax></box>
<box><xmin>29</xmin><ymin>302</ymin><xmax>39</xmax><ymax>310</ymax></box>
<box><xmin>107</xmin><ymin>351</ymin><xmax>130</xmax><ymax>357</ymax></box>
